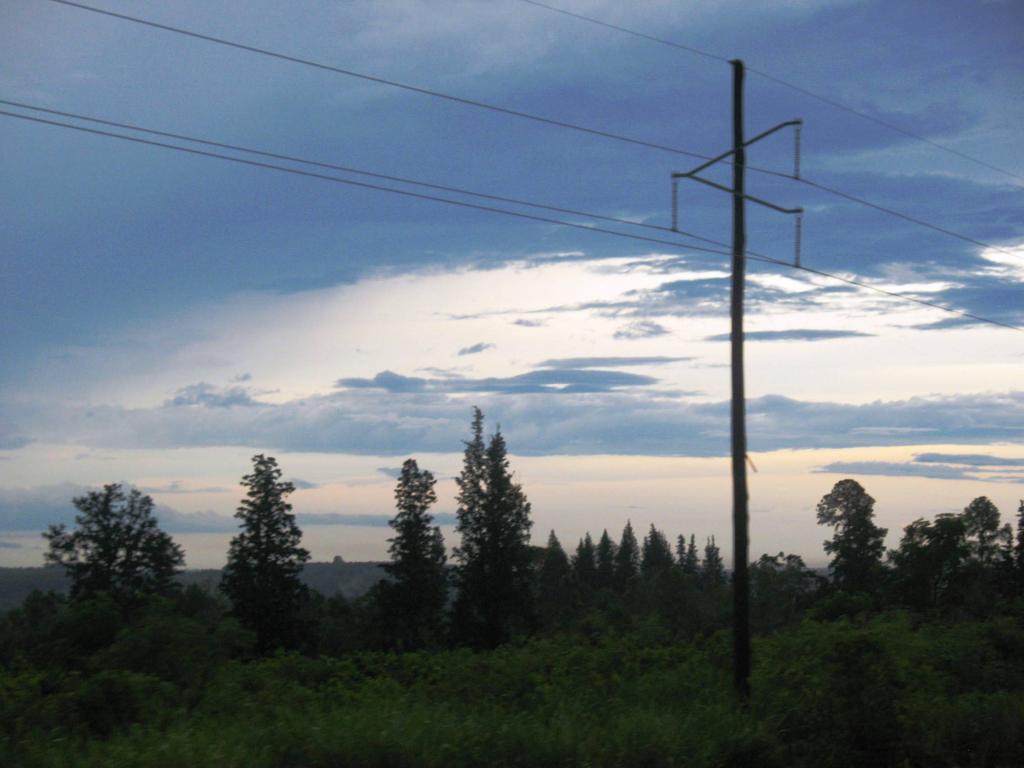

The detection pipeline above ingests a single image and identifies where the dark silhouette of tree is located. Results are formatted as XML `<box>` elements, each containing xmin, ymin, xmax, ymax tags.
<box><xmin>701</xmin><ymin>536</ymin><xmax>725</xmax><ymax>590</ymax></box>
<box><xmin>889</xmin><ymin>514</ymin><xmax>969</xmax><ymax>610</ymax></box>
<box><xmin>816</xmin><ymin>479</ymin><xmax>888</xmax><ymax>594</ymax></box>
<box><xmin>221</xmin><ymin>454</ymin><xmax>310</xmax><ymax>654</ymax></box>
<box><xmin>43</xmin><ymin>484</ymin><xmax>184</xmax><ymax>603</ymax></box>
<box><xmin>1016</xmin><ymin>500</ymin><xmax>1024</xmax><ymax>595</ymax></box>
<box><xmin>613</xmin><ymin>520</ymin><xmax>640</xmax><ymax>590</ymax></box>
<box><xmin>378</xmin><ymin>458</ymin><xmax>447</xmax><ymax>649</ymax></box>
<box><xmin>677</xmin><ymin>534</ymin><xmax>700</xmax><ymax>577</ymax></box>
<box><xmin>595</xmin><ymin>529</ymin><xmax>617</xmax><ymax>590</ymax></box>
<box><xmin>961</xmin><ymin>496</ymin><xmax>1011</xmax><ymax>568</ymax></box>
<box><xmin>641</xmin><ymin>524</ymin><xmax>674</xmax><ymax>578</ymax></box>
<box><xmin>451</xmin><ymin>409</ymin><xmax>535</xmax><ymax>647</ymax></box>
<box><xmin>749</xmin><ymin>552</ymin><xmax>819</xmax><ymax>630</ymax></box>
<box><xmin>572</xmin><ymin>533</ymin><xmax>597</xmax><ymax>589</ymax></box>
<box><xmin>537</xmin><ymin>531</ymin><xmax>574</xmax><ymax>626</ymax></box>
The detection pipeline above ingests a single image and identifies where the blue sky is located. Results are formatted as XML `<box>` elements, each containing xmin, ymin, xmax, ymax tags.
<box><xmin>1</xmin><ymin>0</ymin><xmax>1022</xmax><ymax>566</ymax></box>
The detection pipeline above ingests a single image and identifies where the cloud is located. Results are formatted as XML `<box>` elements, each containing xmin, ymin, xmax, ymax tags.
<box><xmin>336</xmin><ymin>368</ymin><xmax>658</xmax><ymax>395</ymax></box>
<box><xmin>289</xmin><ymin>478</ymin><xmax>319</xmax><ymax>490</ymax></box>
<box><xmin>512</xmin><ymin>318</ymin><xmax>544</xmax><ymax>327</ymax></box>
<box><xmin>232</xmin><ymin>373</ymin><xmax>253</xmax><ymax>383</ymax></box>
<box><xmin>704</xmin><ymin>329</ymin><xmax>875</xmax><ymax>342</ymax></box>
<box><xmin>614</xmin><ymin>321</ymin><xmax>670</xmax><ymax>340</ymax></box>
<box><xmin>4</xmin><ymin>386</ymin><xmax>1023</xmax><ymax>458</ymax></box>
<box><xmin>297</xmin><ymin>512</ymin><xmax>457</xmax><ymax>527</ymax></box>
<box><xmin>914</xmin><ymin>452</ymin><xmax>1024</xmax><ymax>467</ymax></box>
<box><xmin>814</xmin><ymin>461</ymin><xmax>974</xmax><ymax>481</ymax></box>
<box><xmin>0</xmin><ymin>541</ymin><xmax>22</xmax><ymax>549</ymax></box>
<box><xmin>139</xmin><ymin>481</ymin><xmax>231</xmax><ymax>494</ymax></box>
<box><xmin>537</xmin><ymin>356</ymin><xmax>692</xmax><ymax>369</ymax></box>
<box><xmin>376</xmin><ymin>467</ymin><xmax>403</xmax><ymax>479</ymax></box>
<box><xmin>165</xmin><ymin>382</ymin><xmax>258</xmax><ymax>408</ymax></box>
<box><xmin>457</xmin><ymin>342</ymin><xmax>494</xmax><ymax>356</ymax></box>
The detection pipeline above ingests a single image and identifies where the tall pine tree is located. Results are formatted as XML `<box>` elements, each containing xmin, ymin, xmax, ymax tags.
<box><xmin>595</xmin><ymin>529</ymin><xmax>617</xmax><ymax>590</ymax></box>
<box><xmin>537</xmin><ymin>531</ymin><xmax>574</xmax><ymax>627</ymax></box>
<box><xmin>572</xmin><ymin>533</ymin><xmax>597</xmax><ymax>590</ymax></box>
<box><xmin>614</xmin><ymin>520</ymin><xmax>640</xmax><ymax>591</ymax></box>
<box><xmin>701</xmin><ymin>536</ymin><xmax>725</xmax><ymax>590</ymax></box>
<box><xmin>380</xmin><ymin>458</ymin><xmax>448</xmax><ymax>649</ymax></box>
<box><xmin>678</xmin><ymin>533</ymin><xmax>700</xmax><ymax>577</ymax></box>
<box><xmin>451</xmin><ymin>409</ymin><xmax>535</xmax><ymax>647</ymax></box>
<box><xmin>816</xmin><ymin>479</ymin><xmax>888</xmax><ymax>594</ymax></box>
<box><xmin>221</xmin><ymin>454</ymin><xmax>310</xmax><ymax>654</ymax></box>
<box><xmin>641</xmin><ymin>524</ymin><xmax>674</xmax><ymax>578</ymax></box>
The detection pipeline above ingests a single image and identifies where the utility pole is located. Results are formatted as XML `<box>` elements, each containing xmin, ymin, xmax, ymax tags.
<box><xmin>729</xmin><ymin>58</ymin><xmax>750</xmax><ymax>702</ymax></box>
<box><xmin>672</xmin><ymin>60</ymin><xmax>802</xmax><ymax>701</ymax></box>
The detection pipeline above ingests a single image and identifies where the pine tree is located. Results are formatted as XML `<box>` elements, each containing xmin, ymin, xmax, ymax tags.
<box><xmin>701</xmin><ymin>535</ymin><xmax>725</xmax><ymax>589</ymax></box>
<box><xmin>537</xmin><ymin>531</ymin><xmax>574</xmax><ymax>626</ymax></box>
<box><xmin>380</xmin><ymin>458</ymin><xmax>447</xmax><ymax>649</ymax></box>
<box><xmin>678</xmin><ymin>533</ymin><xmax>700</xmax><ymax>577</ymax></box>
<box><xmin>595</xmin><ymin>529</ymin><xmax>617</xmax><ymax>590</ymax></box>
<box><xmin>614</xmin><ymin>520</ymin><xmax>640</xmax><ymax>590</ymax></box>
<box><xmin>221</xmin><ymin>454</ymin><xmax>310</xmax><ymax>654</ymax></box>
<box><xmin>451</xmin><ymin>410</ymin><xmax>535</xmax><ymax>647</ymax></box>
<box><xmin>816</xmin><ymin>479</ymin><xmax>888</xmax><ymax>594</ymax></box>
<box><xmin>44</xmin><ymin>484</ymin><xmax>184</xmax><ymax>603</ymax></box>
<box><xmin>572</xmin><ymin>533</ymin><xmax>597</xmax><ymax>589</ymax></box>
<box><xmin>641</xmin><ymin>524</ymin><xmax>674</xmax><ymax>578</ymax></box>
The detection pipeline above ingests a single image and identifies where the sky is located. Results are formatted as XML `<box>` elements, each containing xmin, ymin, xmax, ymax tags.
<box><xmin>1</xmin><ymin>0</ymin><xmax>1022</xmax><ymax>569</ymax></box>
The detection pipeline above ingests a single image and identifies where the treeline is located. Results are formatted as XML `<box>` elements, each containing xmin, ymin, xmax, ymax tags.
<box><xmin>5</xmin><ymin>407</ymin><xmax>1024</xmax><ymax>663</ymax></box>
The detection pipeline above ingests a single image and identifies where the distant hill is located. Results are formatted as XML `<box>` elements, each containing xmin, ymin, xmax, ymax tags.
<box><xmin>0</xmin><ymin>557</ymin><xmax>387</xmax><ymax>614</ymax></box>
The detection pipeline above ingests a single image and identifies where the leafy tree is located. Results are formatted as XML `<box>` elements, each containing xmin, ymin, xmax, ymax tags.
<box><xmin>961</xmin><ymin>496</ymin><xmax>1011</xmax><ymax>567</ymax></box>
<box><xmin>888</xmin><ymin>514</ymin><xmax>969</xmax><ymax>610</ymax></box>
<box><xmin>701</xmin><ymin>536</ymin><xmax>725</xmax><ymax>590</ymax></box>
<box><xmin>572</xmin><ymin>533</ymin><xmax>597</xmax><ymax>589</ymax></box>
<box><xmin>595</xmin><ymin>529</ymin><xmax>617</xmax><ymax>590</ymax></box>
<box><xmin>749</xmin><ymin>552</ymin><xmax>819</xmax><ymax>630</ymax></box>
<box><xmin>641</xmin><ymin>524</ymin><xmax>674</xmax><ymax>578</ymax></box>
<box><xmin>613</xmin><ymin>521</ymin><xmax>640</xmax><ymax>591</ymax></box>
<box><xmin>44</xmin><ymin>484</ymin><xmax>184</xmax><ymax>603</ymax></box>
<box><xmin>537</xmin><ymin>531</ymin><xmax>574</xmax><ymax>626</ymax></box>
<box><xmin>379</xmin><ymin>458</ymin><xmax>448</xmax><ymax>649</ymax></box>
<box><xmin>816</xmin><ymin>479</ymin><xmax>888</xmax><ymax>594</ymax></box>
<box><xmin>451</xmin><ymin>410</ymin><xmax>535</xmax><ymax>647</ymax></box>
<box><xmin>677</xmin><ymin>534</ymin><xmax>700</xmax><ymax>577</ymax></box>
<box><xmin>221</xmin><ymin>454</ymin><xmax>310</xmax><ymax>654</ymax></box>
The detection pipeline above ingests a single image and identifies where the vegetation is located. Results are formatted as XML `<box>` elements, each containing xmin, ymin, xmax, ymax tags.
<box><xmin>3</xmin><ymin>409</ymin><xmax>1024</xmax><ymax>766</ymax></box>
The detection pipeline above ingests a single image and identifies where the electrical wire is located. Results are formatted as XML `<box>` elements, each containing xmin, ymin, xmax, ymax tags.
<box><xmin>44</xmin><ymin>1</ymin><xmax>1019</xmax><ymax>259</ymax></box>
<box><xmin>0</xmin><ymin>98</ymin><xmax>728</xmax><ymax>250</ymax></box>
<box><xmin>2</xmin><ymin>107</ymin><xmax>1020</xmax><ymax>334</ymax></box>
<box><xmin>516</xmin><ymin>0</ymin><xmax>1024</xmax><ymax>184</ymax></box>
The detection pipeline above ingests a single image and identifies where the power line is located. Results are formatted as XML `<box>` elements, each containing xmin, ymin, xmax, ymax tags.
<box><xmin>0</xmin><ymin>98</ymin><xmax>726</xmax><ymax>251</ymax></box>
<box><xmin>2</xmin><ymin>107</ymin><xmax>1020</xmax><ymax>334</ymax></box>
<box><xmin>516</xmin><ymin>0</ymin><xmax>1024</xmax><ymax>184</ymax></box>
<box><xmin>44</xmin><ymin>1</ymin><xmax>1019</xmax><ymax>259</ymax></box>
<box><xmin>0</xmin><ymin>108</ymin><xmax>732</xmax><ymax>258</ymax></box>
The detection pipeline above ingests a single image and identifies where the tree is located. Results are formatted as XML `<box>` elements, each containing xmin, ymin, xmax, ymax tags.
<box><xmin>613</xmin><ymin>520</ymin><xmax>640</xmax><ymax>590</ymax></box>
<box><xmin>595</xmin><ymin>529</ymin><xmax>617</xmax><ymax>590</ymax></box>
<box><xmin>451</xmin><ymin>410</ymin><xmax>535</xmax><ymax>647</ymax></box>
<box><xmin>1016</xmin><ymin>500</ymin><xmax>1024</xmax><ymax>595</ymax></box>
<box><xmin>749</xmin><ymin>552</ymin><xmax>819</xmax><ymax>630</ymax></box>
<box><xmin>961</xmin><ymin>496</ymin><xmax>1011</xmax><ymax>567</ymax></box>
<box><xmin>701</xmin><ymin>536</ymin><xmax>725</xmax><ymax>590</ymax></box>
<box><xmin>379</xmin><ymin>458</ymin><xmax>448</xmax><ymax>649</ymax></box>
<box><xmin>641</xmin><ymin>524</ymin><xmax>674</xmax><ymax>578</ymax></box>
<box><xmin>888</xmin><ymin>514</ymin><xmax>969</xmax><ymax>610</ymax></box>
<box><xmin>537</xmin><ymin>531</ymin><xmax>574</xmax><ymax>626</ymax></box>
<box><xmin>221</xmin><ymin>454</ymin><xmax>310</xmax><ymax>654</ymax></box>
<box><xmin>677</xmin><ymin>534</ymin><xmax>700</xmax><ymax>577</ymax></box>
<box><xmin>44</xmin><ymin>484</ymin><xmax>183</xmax><ymax>603</ymax></box>
<box><xmin>816</xmin><ymin>479</ymin><xmax>888</xmax><ymax>594</ymax></box>
<box><xmin>572</xmin><ymin>533</ymin><xmax>597</xmax><ymax>589</ymax></box>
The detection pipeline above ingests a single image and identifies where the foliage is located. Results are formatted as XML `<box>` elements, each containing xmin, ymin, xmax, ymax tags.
<box><xmin>816</xmin><ymin>479</ymin><xmax>888</xmax><ymax>594</ymax></box>
<box><xmin>43</xmin><ymin>484</ymin><xmax>184</xmax><ymax>603</ymax></box>
<box><xmin>640</xmin><ymin>524</ymin><xmax>674</xmax><ymax>578</ymax></box>
<box><xmin>613</xmin><ymin>521</ymin><xmax>640</xmax><ymax>591</ymax></box>
<box><xmin>451</xmin><ymin>409</ymin><xmax>535</xmax><ymax>647</ymax></box>
<box><xmin>700</xmin><ymin>536</ymin><xmax>725</xmax><ymax>590</ymax></box>
<box><xmin>221</xmin><ymin>454</ymin><xmax>310</xmax><ymax>654</ymax></box>
<box><xmin>377</xmin><ymin>458</ymin><xmax>448</xmax><ymax>650</ymax></box>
